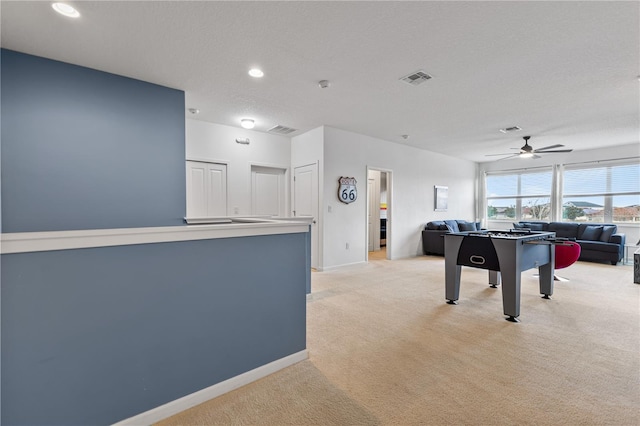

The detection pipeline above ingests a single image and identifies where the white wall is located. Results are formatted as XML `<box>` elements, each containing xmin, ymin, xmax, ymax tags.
<box><xmin>291</xmin><ymin>126</ymin><xmax>324</xmax><ymax>170</ymax></box>
<box><xmin>291</xmin><ymin>125</ymin><xmax>325</xmax><ymax>220</ymax></box>
<box><xmin>291</xmin><ymin>126</ymin><xmax>325</xmax><ymax>267</ymax></box>
<box><xmin>479</xmin><ymin>142</ymin><xmax>640</xmax><ymax>246</ymax></box>
<box><xmin>322</xmin><ymin>127</ymin><xmax>477</xmax><ymax>269</ymax></box>
<box><xmin>186</xmin><ymin>119</ymin><xmax>291</xmax><ymax>216</ymax></box>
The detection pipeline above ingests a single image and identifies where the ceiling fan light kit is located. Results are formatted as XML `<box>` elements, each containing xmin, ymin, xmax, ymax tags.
<box><xmin>487</xmin><ymin>136</ymin><xmax>573</xmax><ymax>161</ymax></box>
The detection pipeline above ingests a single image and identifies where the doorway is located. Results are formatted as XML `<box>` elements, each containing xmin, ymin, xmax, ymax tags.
<box><xmin>367</xmin><ymin>168</ymin><xmax>391</xmax><ymax>261</ymax></box>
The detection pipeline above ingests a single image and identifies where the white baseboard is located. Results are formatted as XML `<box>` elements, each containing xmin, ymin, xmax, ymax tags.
<box><xmin>112</xmin><ymin>349</ymin><xmax>308</xmax><ymax>426</ymax></box>
<box><xmin>320</xmin><ymin>261</ymin><xmax>367</xmax><ymax>271</ymax></box>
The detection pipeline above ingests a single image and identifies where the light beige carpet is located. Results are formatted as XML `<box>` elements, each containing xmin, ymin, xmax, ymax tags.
<box><xmin>158</xmin><ymin>257</ymin><xmax>639</xmax><ymax>425</ymax></box>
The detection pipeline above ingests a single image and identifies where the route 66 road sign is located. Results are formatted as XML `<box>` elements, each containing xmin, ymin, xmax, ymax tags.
<box><xmin>338</xmin><ymin>177</ymin><xmax>357</xmax><ymax>204</ymax></box>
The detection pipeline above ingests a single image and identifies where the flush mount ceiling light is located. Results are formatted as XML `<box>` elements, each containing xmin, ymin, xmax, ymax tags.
<box><xmin>248</xmin><ymin>68</ymin><xmax>264</xmax><ymax>78</ymax></box>
<box><xmin>52</xmin><ymin>2</ymin><xmax>80</xmax><ymax>18</ymax></box>
<box><xmin>240</xmin><ymin>118</ymin><xmax>255</xmax><ymax>129</ymax></box>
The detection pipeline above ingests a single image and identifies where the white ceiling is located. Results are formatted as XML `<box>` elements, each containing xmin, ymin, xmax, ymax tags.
<box><xmin>2</xmin><ymin>1</ymin><xmax>639</xmax><ymax>162</ymax></box>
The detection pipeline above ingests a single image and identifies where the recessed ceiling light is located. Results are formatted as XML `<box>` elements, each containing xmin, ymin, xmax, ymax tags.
<box><xmin>240</xmin><ymin>118</ymin><xmax>255</xmax><ymax>129</ymax></box>
<box><xmin>248</xmin><ymin>68</ymin><xmax>264</xmax><ymax>78</ymax></box>
<box><xmin>188</xmin><ymin>108</ymin><xmax>200</xmax><ymax>114</ymax></box>
<box><xmin>52</xmin><ymin>2</ymin><xmax>80</xmax><ymax>18</ymax></box>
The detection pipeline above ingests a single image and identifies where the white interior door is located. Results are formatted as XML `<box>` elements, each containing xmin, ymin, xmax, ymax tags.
<box><xmin>186</xmin><ymin>161</ymin><xmax>227</xmax><ymax>217</ymax></box>
<box><xmin>251</xmin><ymin>166</ymin><xmax>286</xmax><ymax>217</ymax></box>
<box><xmin>294</xmin><ymin>163</ymin><xmax>319</xmax><ymax>269</ymax></box>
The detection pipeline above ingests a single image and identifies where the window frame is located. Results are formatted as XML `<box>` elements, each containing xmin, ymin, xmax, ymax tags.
<box><xmin>561</xmin><ymin>160</ymin><xmax>640</xmax><ymax>223</ymax></box>
<box><xmin>485</xmin><ymin>167</ymin><xmax>554</xmax><ymax>222</ymax></box>
<box><xmin>483</xmin><ymin>159</ymin><xmax>640</xmax><ymax>226</ymax></box>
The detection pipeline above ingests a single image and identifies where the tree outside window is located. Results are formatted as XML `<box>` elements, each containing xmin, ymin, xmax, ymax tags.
<box><xmin>524</xmin><ymin>198</ymin><xmax>551</xmax><ymax>220</ymax></box>
<box><xmin>563</xmin><ymin>205</ymin><xmax>585</xmax><ymax>220</ymax></box>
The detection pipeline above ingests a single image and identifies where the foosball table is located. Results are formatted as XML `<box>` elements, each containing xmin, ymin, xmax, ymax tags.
<box><xmin>444</xmin><ymin>230</ymin><xmax>557</xmax><ymax>322</ymax></box>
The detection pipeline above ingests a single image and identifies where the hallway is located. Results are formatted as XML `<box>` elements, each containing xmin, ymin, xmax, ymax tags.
<box><xmin>368</xmin><ymin>247</ymin><xmax>387</xmax><ymax>261</ymax></box>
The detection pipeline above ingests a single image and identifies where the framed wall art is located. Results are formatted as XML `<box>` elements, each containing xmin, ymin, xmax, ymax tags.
<box><xmin>434</xmin><ymin>185</ymin><xmax>448</xmax><ymax>211</ymax></box>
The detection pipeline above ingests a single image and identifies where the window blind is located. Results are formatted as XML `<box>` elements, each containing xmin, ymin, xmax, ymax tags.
<box><xmin>563</xmin><ymin>163</ymin><xmax>640</xmax><ymax>196</ymax></box>
<box><xmin>486</xmin><ymin>168</ymin><xmax>553</xmax><ymax>198</ymax></box>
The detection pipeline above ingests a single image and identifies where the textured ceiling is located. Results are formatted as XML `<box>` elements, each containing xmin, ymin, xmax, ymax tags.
<box><xmin>2</xmin><ymin>1</ymin><xmax>638</xmax><ymax>162</ymax></box>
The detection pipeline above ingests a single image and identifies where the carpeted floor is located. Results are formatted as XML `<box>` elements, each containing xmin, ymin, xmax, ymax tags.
<box><xmin>157</xmin><ymin>256</ymin><xmax>639</xmax><ymax>425</ymax></box>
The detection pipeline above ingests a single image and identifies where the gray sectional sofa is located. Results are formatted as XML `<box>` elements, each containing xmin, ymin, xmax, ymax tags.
<box><xmin>514</xmin><ymin>221</ymin><xmax>625</xmax><ymax>265</ymax></box>
<box><xmin>422</xmin><ymin>219</ymin><xmax>625</xmax><ymax>265</ymax></box>
<box><xmin>422</xmin><ymin>220</ymin><xmax>482</xmax><ymax>256</ymax></box>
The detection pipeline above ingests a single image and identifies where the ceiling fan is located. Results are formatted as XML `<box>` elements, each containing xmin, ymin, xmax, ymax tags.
<box><xmin>486</xmin><ymin>136</ymin><xmax>573</xmax><ymax>160</ymax></box>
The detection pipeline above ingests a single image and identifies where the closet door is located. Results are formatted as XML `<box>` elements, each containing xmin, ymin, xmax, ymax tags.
<box><xmin>294</xmin><ymin>163</ymin><xmax>319</xmax><ymax>269</ymax></box>
<box><xmin>251</xmin><ymin>166</ymin><xmax>286</xmax><ymax>217</ymax></box>
<box><xmin>186</xmin><ymin>161</ymin><xmax>227</xmax><ymax>217</ymax></box>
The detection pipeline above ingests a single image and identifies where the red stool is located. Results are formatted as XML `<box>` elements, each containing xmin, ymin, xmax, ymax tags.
<box><xmin>554</xmin><ymin>241</ymin><xmax>581</xmax><ymax>281</ymax></box>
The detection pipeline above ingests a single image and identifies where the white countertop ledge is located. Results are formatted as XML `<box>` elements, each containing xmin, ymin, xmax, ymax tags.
<box><xmin>1</xmin><ymin>217</ymin><xmax>313</xmax><ymax>254</ymax></box>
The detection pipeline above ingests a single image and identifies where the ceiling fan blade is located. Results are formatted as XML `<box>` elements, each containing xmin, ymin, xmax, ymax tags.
<box><xmin>495</xmin><ymin>154</ymin><xmax>520</xmax><ymax>161</ymax></box>
<box><xmin>533</xmin><ymin>144</ymin><xmax>564</xmax><ymax>151</ymax></box>
<box><xmin>489</xmin><ymin>136</ymin><xmax>572</xmax><ymax>159</ymax></box>
<box><xmin>534</xmin><ymin>149</ymin><xmax>573</xmax><ymax>153</ymax></box>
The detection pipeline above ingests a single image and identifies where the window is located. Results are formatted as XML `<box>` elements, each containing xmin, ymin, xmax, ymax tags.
<box><xmin>486</xmin><ymin>168</ymin><xmax>553</xmax><ymax>221</ymax></box>
<box><xmin>562</xmin><ymin>162</ymin><xmax>640</xmax><ymax>223</ymax></box>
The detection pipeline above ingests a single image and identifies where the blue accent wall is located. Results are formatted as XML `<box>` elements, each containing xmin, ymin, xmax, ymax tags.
<box><xmin>1</xmin><ymin>49</ymin><xmax>308</xmax><ymax>424</ymax></box>
<box><xmin>0</xmin><ymin>49</ymin><xmax>186</xmax><ymax>232</ymax></box>
<box><xmin>1</xmin><ymin>233</ymin><xmax>308</xmax><ymax>425</ymax></box>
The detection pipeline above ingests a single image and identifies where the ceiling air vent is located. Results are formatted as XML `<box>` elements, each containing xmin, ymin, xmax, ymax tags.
<box><xmin>499</xmin><ymin>126</ymin><xmax>522</xmax><ymax>133</ymax></box>
<box><xmin>399</xmin><ymin>70</ymin><xmax>432</xmax><ymax>86</ymax></box>
<box><xmin>268</xmin><ymin>125</ymin><xmax>297</xmax><ymax>135</ymax></box>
